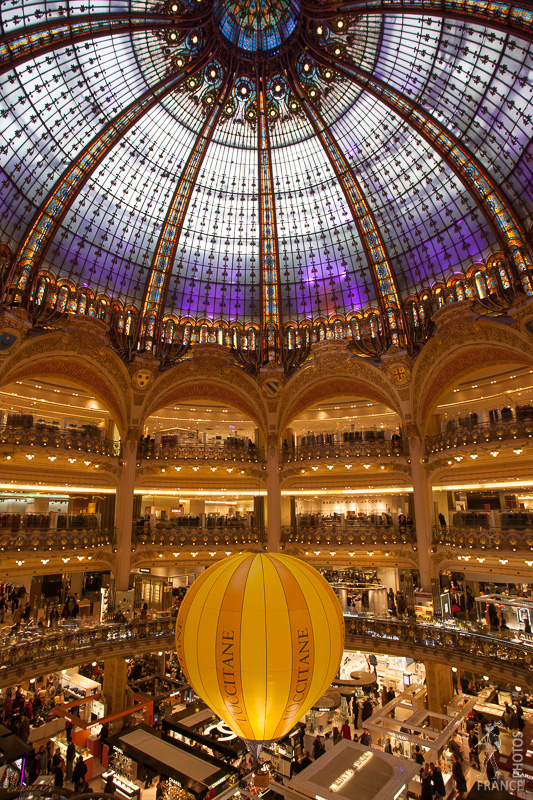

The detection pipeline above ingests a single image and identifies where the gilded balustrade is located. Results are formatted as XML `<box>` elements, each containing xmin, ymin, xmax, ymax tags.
<box><xmin>0</xmin><ymin>527</ymin><xmax>115</xmax><ymax>551</ymax></box>
<box><xmin>132</xmin><ymin>525</ymin><xmax>267</xmax><ymax>548</ymax></box>
<box><xmin>434</xmin><ymin>525</ymin><xmax>533</xmax><ymax>551</ymax></box>
<box><xmin>1</xmin><ymin>616</ymin><xmax>532</xmax><ymax>688</ymax></box>
<box><xmin>281</xmin><ymin>525</ymin><xmax>416</xmax><ymax>547</ymax></box>
<box><xmin>426</xmin><ymin>419</ymin><xmax>533</xmax><ymax>454</ymax></box>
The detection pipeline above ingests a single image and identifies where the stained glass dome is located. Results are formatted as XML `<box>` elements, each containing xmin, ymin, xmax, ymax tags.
<box><xmin>0</xmin><ymin>0</ymin><xmax>532</xmax><ymax>357</ymax></box>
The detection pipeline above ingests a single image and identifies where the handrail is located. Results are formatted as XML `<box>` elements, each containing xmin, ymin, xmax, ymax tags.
<box><xmin>426</xmin><ymin>418</ymin><xmax>533</xmax><ymax>453</ymax></box>
<box><xmin>281</xmin><ymin>525</ymin><xmax>416</xmax><ymax>546</ymax></box>
<box><xmin>132</xmin><ymin>525</ymin><xmax>267</xmax><ymax>547</ymax></box>
<box><xmin>281</xmin><ymin>439</ymin><xmax>403</xmax><ymax>462</ymax></box>
<box><xmin>0</xmin><ymin>526</ymin><xmax>115</xmax><ymax>551</ymax></box>
<box><xmin>138</xmin><ymin>441</ymin><xmax>265</xmax><ymax>462</ymax></box>
<box><xmin>434</xmin><ymin>525</ymin><xmax>533</xmax><ymax>550</ymax></box>
<box><xmin>1</xmin><ymin>614</ymin><xmax>532</xmax><ymax>688</ymax></box>
<box><xmin>0</xmin><ymin>424</ymin><xmax>121</xmax><ymax>456</ymax></box>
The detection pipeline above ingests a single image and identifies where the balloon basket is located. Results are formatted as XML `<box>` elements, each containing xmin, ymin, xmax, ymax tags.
<box><xmin>253</xmin><ymin>772</ymin><xmax>270</xmax><ymax>789</ymax></box>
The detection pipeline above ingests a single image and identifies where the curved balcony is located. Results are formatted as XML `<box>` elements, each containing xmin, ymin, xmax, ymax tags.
<box><xmin>281</xmin><ymin>525</ymin><xmax>416</xmax><ymax>547</ymax></box>
<box><xmin>137</xmin><ymin>441</ymin><xmax>265</xmax><ymax>463</ymax></box>
<box><xmin>0</xmin><ymin>424</ymin><xmax>121</xmax><ymax>457</ymax></box>
<box><xmin>281</xmin><ymin>439</ymin><xmax>404</xmax><ymax>463</ymax></box>
<box><xmin>344</xmin><ymin>616</ymin><xmax>533</xmax><ymax>684</ymax></box>
<box><xmin>434</xmin><ymin>525</ymin><xmax>533</xmax><ymax>551</ymax></box>
<box><xmin>1</xmin><ymin>615</ymin><xmax>531</xmax><ymax>689</ymax></box>
<box><xmin>426</xmin><ymin>418</ymin><xmax>533</xmax><ymax>454</ymax></box>
<box><xmin>132</xmin><ymin>525</ymin><xmax>267</xmax><ymax>548</ymax></box>
<box><xmin>0</xmin><ymin>526</ymin><xmax>115</xmax><ymax>552</ymax></box>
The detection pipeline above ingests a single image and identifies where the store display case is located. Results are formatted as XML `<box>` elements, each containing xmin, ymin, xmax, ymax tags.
<box><xmin>61</xmin><ymin>670</ymin><xmax>100</xmax><ymax>700</ymax></box>
<box><xmin>101</xmin><ymin>769</ymin><xmax>141</xmax><ymax>800</ymax></box>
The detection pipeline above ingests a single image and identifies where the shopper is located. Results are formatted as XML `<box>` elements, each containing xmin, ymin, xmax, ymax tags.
<box><xmin>384</xmin><ymin>738</ymin><xmax>392</xmax><ymax>754</ymax></box>
<box><xmin>420</xmin><ymin>768</ymin><xmax>433</xmax><ymax>800</ymax></box>
<box><xmin>66</xmin><ymin>741</ymin><xmax>76</xmax><ymax>783</ymax></box>
<box><xmin>72</xmin><ymin>755</ymin><xmax>87</xmax><ymax>792</ymax></box>
<box><xmin>341</xmin><ymin>721</ymin><xmax>351</xmax><ymax>740</ymax></box>
<box><xmin>362</xmin><ymin>698</ymin><xmax>373</xmax><ymax>723</ymax></box>
<box><xmin>312</xmin><ymin>735</ymin><xmax>325</xmax><ymax>760</ymax></box>
<box><xmin>451</xmin><ymin>753</ymin><xmax>467</xmax><ymax>800</ymax></box>
<box><xmin>104</xmin><ymin>775</ymin><xmax>116</xmax><ymax>795</ymax></box>
<box><xmin>359</xmin><ymin>729</ymin><xmax>371</xmax><ymax>747</ymax></box>
<box><xmin>324</xmin><ymin>732</ymin><xmax>334</xmax><ymax>751</ymax></box>
<box><xmin>332</xmin><ymin>726</ymin><xmax>341</xmax><ymax>745</ymax></box>
<box><xmin>429</xmin><ymin>762</ymin><xmax>446</xmax><ymax>800</ymax></box>
<box><xmin>53</xmin><ymin>763</ymin><xmax>64</xmax><ymax>788</ymax></box>
<box><xmin>413</xmin><ymin>745</ymin><xmax>424</xmax><ymax>765</ymax></box>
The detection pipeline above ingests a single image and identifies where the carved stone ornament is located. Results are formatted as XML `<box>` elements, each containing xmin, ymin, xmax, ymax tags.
<box><xmin>0</xmin><ymin>309</ymin><xmax>30</xmax><ymax>358</ymax></box>
<box><xmin>258</xmin><ymin>362</ymin><xmax>286</xmax><ymax>398</ymax></box>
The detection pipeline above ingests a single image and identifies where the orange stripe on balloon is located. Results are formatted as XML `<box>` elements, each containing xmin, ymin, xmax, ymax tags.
<box><xmin>270</xmin><ymin>557</ymin><xmax>315</xmax><ymax>741</ymax></box>
<box><xmin>215</xmin><ymin>554</ymin><xmax>255</xmax><ymax>740</ymax></box>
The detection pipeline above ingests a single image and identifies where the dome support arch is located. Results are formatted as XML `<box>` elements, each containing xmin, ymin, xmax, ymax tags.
<box><xmin>285</xmin><ymin>61</ymin><xmax>401</xmax><ymax>314</ymax></box>
<box><xmin>302</xmin><ymin>0</ymin><xmax>533</xmax><ymax>45</ymax></box>
<box><xmin>138</xmin><ymin>62</ymin><xmax>233</xmax><ymax>352</ymax></box>
<box><xmin>3</xmin><ymin>47</ymin><xmax>215</xmax><ymax>305</ymax></box>
<box><xmin>304</xmin><ymin>36</ymin><xmax>533</xmax><ymax>291</ymax></box>
<box><xmin>0</xmin><ymin>12</ymin><xmax>206</xmax><ymax>75</ymax></box>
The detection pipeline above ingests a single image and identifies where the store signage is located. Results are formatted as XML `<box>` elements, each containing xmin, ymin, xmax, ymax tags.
<box><xmin>139</xmin><ymin>568</ymin><xmax>151</xmax><ymax>574</ymax></box>
<box><xmin>329</xmin><ymin>752</ymin><xmax>373</xmax><ymax>791</ymax></box>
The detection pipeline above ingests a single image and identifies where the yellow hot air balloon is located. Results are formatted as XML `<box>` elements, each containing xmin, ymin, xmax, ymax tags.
<box><xmin>176</xmin><ymin>552</ymin><xmax>344</xmax><ymax>756</ymax></box>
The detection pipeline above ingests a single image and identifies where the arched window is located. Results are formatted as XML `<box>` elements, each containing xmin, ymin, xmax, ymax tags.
<box><xmin>34</xmin><ymin>275</ymin><xmax>49</xmax><ymax>305</ymax></box>
<box><xmin>56</xmin><ymin>286</ymin><xmax>69</xmax><ymax>313</ymax></box>
<box><xmin>247</xmin><ymin>328</ymin><xmax>256</xmax><ymax>349</ymax></box>
<box><xmin>474</xmin><ymin>271</ymin><xmax>487</xmax><ymax>299</ymax></box>
<box><xmin>334</xmin><ymin>320</ymin><xmax>343</xmax><ymax>339</ymax></box>
<box><xmin>200</xmin><ymin>324</ymin><xmax>208</xmax><ymax>344</ymax></box>
<box><xmin>77</xmin><ymin>294</ymin><xmax>88</xmax><ymax>315</ymax></box>
<box><xmin>163</xmin><ymin>319</ymin><xmax>175</xmax><ymax>344</ymax></box>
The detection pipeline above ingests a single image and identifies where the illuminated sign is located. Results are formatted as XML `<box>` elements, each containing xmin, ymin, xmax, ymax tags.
<box><xmin>329</xmin><ymin>752</ymin><xmax>373</xmax><ymax>791</ymax></box>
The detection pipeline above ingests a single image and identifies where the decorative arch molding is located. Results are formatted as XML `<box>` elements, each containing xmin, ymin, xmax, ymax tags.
<box><xmin>0</xmin><ymin>331</ymin><xmax>131</xmax><ymax>436</ymax></box>
<box><xmin>278</xmin><ymin>347</ymin><xmax>402</xmax><ymax>431</ymax></box>
<box><xmin>412</xmin><ymin>320</ymin><xmax>533</xmax><ymax>435</ymax></box>
<box><xmin>140</xmin><ymin>353</ymin><xmax>269</xmax><ymax>434</ymax></box>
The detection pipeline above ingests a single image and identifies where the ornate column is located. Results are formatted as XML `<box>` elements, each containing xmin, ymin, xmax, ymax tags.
<box><xmin>407</xmin><ymin>425</ymin><xmax>434</xmax><ymax>592</ymax></box>
<box><xmin>265</xmin><ymin>433</ymin><xmax>281</xmax><ymax>552</ymax></box>
<box><xmin>114</xmin><ymin>435</ymin><xmax>138</xmax><ymax>592</ymax></box>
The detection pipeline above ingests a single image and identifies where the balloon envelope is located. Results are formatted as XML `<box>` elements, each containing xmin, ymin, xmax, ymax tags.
<box><xmin>176</xmin><ymin>552</ymin><xmax>344</xmax><ymax>748</ymax></box>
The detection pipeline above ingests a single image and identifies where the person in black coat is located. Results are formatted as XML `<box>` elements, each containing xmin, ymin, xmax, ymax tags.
<box><xmin>430</xmin><ymin>762</ymin><xmax>446</xmax><ymax>800</ymax></box>
<box><xmin>361</xmin><ymin>699</ymin><xmax>373</xmax><ymax>723</ymax></box>
<box><xmin>420</xmin><ymin>769</ymin><xmax>433</xmax><ymax>800</ymax></box>
<box><xmin>72</xmin><ymin>756</ymin><xmax>87</xmax><ymax>793</ymax></box>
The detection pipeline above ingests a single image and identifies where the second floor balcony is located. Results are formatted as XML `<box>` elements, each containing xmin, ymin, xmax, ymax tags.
<box><xmin>132</xmin><ymin>524</ymin><xmax>266</xmax><ymax>548</ymax></box>
<box><xmin>281</xmin><ymin>437</ymin><xmax>404</xmax><ymax>463</ymax></box>
<box><xmin>281</xmin><ymin>524</ymin><xmax>416</xmax><ymax>547</ymax></box>
<box><xmin>0</xmin><ymin>422</ymin><xmax>121</xmax><ymax>457</ymax></box>
<box><xmin>434</xmin><ymin>524</ymin><xmax>533</xmax><ymax>551</ymax></box>
<box><xmin>137</xmin><ymin>440</ymin><xmax>265</xmax><ymax>463</ymax></box>
<box><xmin>426</xmin><ymin>418</ymin><xmax>533</xmax><ymax>455</ymax></box>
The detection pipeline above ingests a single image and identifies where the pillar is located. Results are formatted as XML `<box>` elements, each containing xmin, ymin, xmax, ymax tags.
<box><xmin>407</xmin><ymin>431</ymin><xmax>434</xmax><ymax>592</ymax></box>
<box><xmin>114</xmin><ymin>438</ymin><xmax>137</xmax><ymax>592</ymax></box>
<box><xmin>265</xmin><ymin>434</ymin><xmax>280</xmax><ymax>552</ymax></box>
<box><xmin>103</xmin><ymin>656</ymin><xmax>128</xmax><ymax>715</ymax></box>
<box><xmin>425</xmin><ymin>662</ymin><xmax>454</xmax><ymax>729</ymax></box>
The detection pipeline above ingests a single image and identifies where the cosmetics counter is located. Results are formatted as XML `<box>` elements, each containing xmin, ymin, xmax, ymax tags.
<box><xmin>129</xmin><ymin>675</ymin><xmax>190</xmax><ymax>725</ymax></box>
<box><xmin>288</xmin><ymin>740</ymin><xmax>418</xmax><ymax>800</ymax></box>
<box><xmin>163</xmin><ymin>703</ymin><xmax>246</xmax><ymax>763</ymax></box>
<box><xmin>0</xmin><ymin>724</ymin><xmax>32</xmax><ymax>789</ymax></box>
<box><xmin>105</xmin><ymin>724</ymin><xmax>239</xmax><ymax>800</ymax></box>
<box><xmin>365</xmin><ymin>689</ymin><xmax>477</xmax><ymax>796</ymax></box>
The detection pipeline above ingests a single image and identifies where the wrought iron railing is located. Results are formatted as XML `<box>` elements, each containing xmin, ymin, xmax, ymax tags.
<box><xmin>137</xmin><ymin>441</ymin><xmax>265</xmax><ymax>462</ymax></box>
<box><xmin>281</xmin><ymin>525</ymin><xmax>416</xmax><ymax>546</ymax></box>
<box><xmin>1</xmin><ymin>615</ymin><xmax>532</xmax><ymax>688</ymax></box>
<box><xmin>344</xmin><ymin>616</ymin><xmax>533</xmax><ymax>680</ymax></box>
<box><xmin>281</xmin><ymin>439</ymin><xmax>403</xmax><ymax>463</ymax></box>
<box><xmin>0</xmin><ymin>425</ymin><xmax>121</xmax><ymax>456</ymax></box>
<box><xmin>433</xmin><ymin>525</ymin><xmax>533</xmax><ymax>551</ymax></box>
<box><xmin>426</xmin><ymin>418</ymin><xmax>533</xmax><ymax>454</ymax></box>
<box><xmin>0</xmin><ymin>526</ymin><xmax>115</xmax><ymax>551</ymax></box>
<box><xmin>132</xmin><ymin>525</ymin><xmax>267</xmax><ymax>547</ymax></box>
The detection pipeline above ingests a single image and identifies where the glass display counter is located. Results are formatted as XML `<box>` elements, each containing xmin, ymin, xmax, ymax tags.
<box><xmin>101</xmin><ymin>769</ymin><xmax>141</xmax><ymax>800</ymax></box>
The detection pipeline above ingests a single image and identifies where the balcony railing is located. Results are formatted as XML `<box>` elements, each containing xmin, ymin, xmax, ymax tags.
<box><xmin>281</xmin><ymin>439</ymin><xmax>403</xmax><ymax>463</ymax></box>
<box><xmin>344</xmin><ymin>616</ymin><xmax>533</xmax><ymax>681</ymax></box>
<box><xmin>1</xmin><ymin>615</ymin><xmax>532</xmax><ymax>688</ymax></box>
<box><xmin>0</xmin><ymin>424</ymin><xmax>121</xmax><ymax>456</ymax></box>
<box><xmin>132</xmin><ymin>525</ymin><xmax>267</xmax><ymax>547</ymax></box>
<box><xmin>281</xmin><ymin>525</ymin><xmax>416</xmax><ymax>546</ymax></box>
<box><xmin>426</xmin><ymin>418</ymin><xmax>533</xmax><ymax>454</ymax></box>
<box><xmin>0</xmin><ymin>526</ymin><xmax>115</xmax><ymax>551</ymax></box>
<box><xmin>434</xmin><ymin>525</ymin><xmax>533</xmax><ymax>551</ymax></box>
<box><xmin>137</xmin><ymin>441</ymin><xmax>265</xmax><ymax>462</ymax></box>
